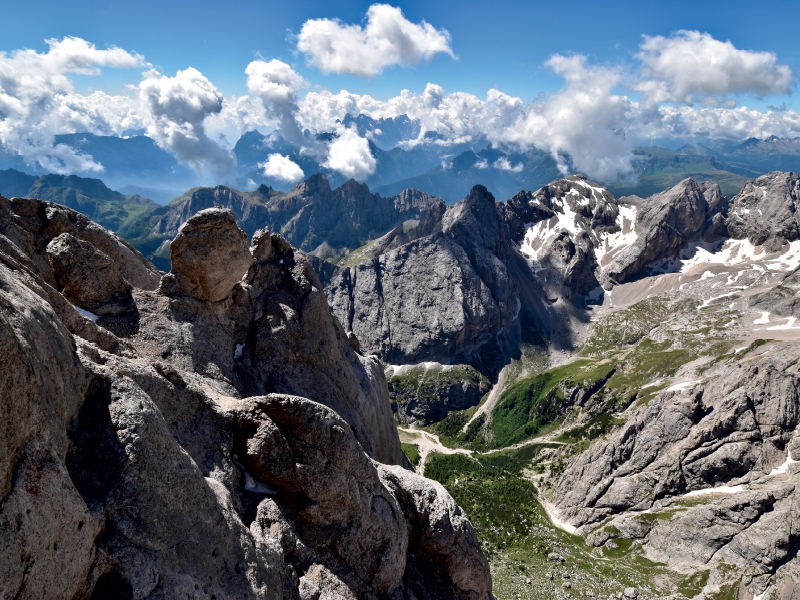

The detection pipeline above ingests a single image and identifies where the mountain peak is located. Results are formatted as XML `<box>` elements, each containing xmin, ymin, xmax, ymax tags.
<box><xmin>291</xmin><ymin>172</ymin><xmax>331</xmax><ymax>196</ymax></box>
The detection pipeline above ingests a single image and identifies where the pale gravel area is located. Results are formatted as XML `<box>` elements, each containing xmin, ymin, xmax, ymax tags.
<box><xmin>397</xmin><ymin>428</ymin><xmax>472</xmax><ymax>475</ymax></box>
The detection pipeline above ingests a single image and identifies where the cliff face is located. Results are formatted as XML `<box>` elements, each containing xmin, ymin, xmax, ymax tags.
<box><xmin>0</xmin><ymin>196</ymin><xmax>491</xmax><ymax>600</ymax></box>
<box><xmin>325</xmin><ymin>185</ymin><xmax>547</xmax><ymax>377</ymax></box>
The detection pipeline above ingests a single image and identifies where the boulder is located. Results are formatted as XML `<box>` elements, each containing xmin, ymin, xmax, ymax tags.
<box><xmin>166</xmin><ymin>207</ymin><xmax>253</xmax><ymax>302</ymax></box>
<box><xmin>46</xmin><ymin>232</ymin><xmax>133</xmax><ymax>316</ymax></box>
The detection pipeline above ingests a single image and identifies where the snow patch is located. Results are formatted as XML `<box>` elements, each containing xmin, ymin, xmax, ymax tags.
<box><xmin>684</xmin><ymin>485</ymin><xmax>745</xmax><ymax>497</ymax></box>
<box><xmin>666</xmin><ymin>380</ymin><xmax>702</xmax><ymax>392</ymax></box>
<box><xmin>768</xmin><ymin>316</ymin><xmax>800</xmax><ymax>330</ymax></box>
<box><xmin>73</xmin><ymin>305</ymin><xmax>99</xmax><ymax>322</ymax></box>
<box><xmin>542</xmin><ymin>500</ymin><xmax>577</xmax><ymax>534</ymax></box>
<box><xmin>768</xmin><ymin>451</ymin><xmax>798</xmax><ymax>476</ymax></box>
<box><xmin>245</xmin><ymin>472</ymin><xmax>276</xmax><ymax>495</ymax></box>
<box><xmin>754</xmin><ymin>587</ymin><xmax>770</xmax><ymax>600</ymax></box>
<box><xmin>596</xmin><ymin>204</ymin><xmax>638</xmax><ymax>269</ymax></box>
<box><xmin>234</xmin><ymin>344</ymin><xmax>245</xmax><ymax>359</ymax></box>
<box><xmin>754</xmin><ymin>311</ymin><xmax>771</xmax><ymax>325</ymax></box>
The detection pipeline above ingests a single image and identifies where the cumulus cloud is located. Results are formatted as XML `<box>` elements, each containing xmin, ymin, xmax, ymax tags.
<box><xmin>297</xmin><ymin>4</ymin><xmax>453</xmax><ymax>78</ymax></box>
<box><xmin>638</xmin><ymin>105</ymin><xmax>800</xmax><ymax>143</ymax></box>
<box><xmin>474</xmin><ymin>158</ymin><xmax>488</xmax><ymax>169</ymax></box>
<box><xmin>0</xmin><ymin>36</ymin><xmax>143</xmax><ymax>172</ymax></box>
<box><xmin>138</xmin><ymin>67</ymin><xmax>235</xmax><ymax>178</ymax></box>
<box><xmin>323</xmin><ymin>126</ymin><xmax>376</xmax><ymax>179</ymax></box>
<box><xmin>493</xmin><ymin>55</ymin><xmax>635</xmax><ymax>179</ymax></box>
<box><xmin>493</xmin><ymin>157</ymin><xmax>523</xmax><ymax>172</ymax></box>
<box><xmin>636</xmin><ymin>31</ymin><xmax>794</xmax><ymax>106</ymax></box>
<box><xmin>260</xmin><ymin>153</ymin><xmax>304</xmax><ymax>182</ymax></box>
<box><xmin>2</xmin><ymin>30</ymin><xmax>800</xmax><ymax>187</ymax></box>
<box><xmin>246</xmin><ymin>59</ymin><xmax>307</xmax><ymax>146</ymax></box>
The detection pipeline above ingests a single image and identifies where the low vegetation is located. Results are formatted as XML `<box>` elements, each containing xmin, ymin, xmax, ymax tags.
<box><xmin>401</xmin><ymin>442</ymin><xmax>420</xmax><ymax>468</ymax></box>
<box><xmin>425</xmin><ymin>448</ymin><xmax>734</xmax><ymax>599</ymax></box>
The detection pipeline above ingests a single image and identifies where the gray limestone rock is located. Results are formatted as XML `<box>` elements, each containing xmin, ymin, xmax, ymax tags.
<box><xmin>0</xmin><ymin>195</ymin><xmax>161</xmax><ymax>291</ymax></box>
<box><xmin>150</xmin><ymin>175</ymin><xmax>444</xmax><ymax>259</ymax></box>
<box><xmin>326</xmin><ymin>185</ymin><xmax>540</xmax><ymax>375</ymax></box>
<box><xmin>727</xmin><ymin>171</ymin><xmax>800</xmax><ymax>251</ymax></box>
<box><xmin>605</xmin><ymin>178</ymin><xmax>723</xmax><ymax>286</ymax></box>
<box><xmin>0</xmin><ymin>194</ymin><xmax>490</xmax><ymax>599</ymax></box>
<box><xmin>165</xmin><ymin>207</ymin><xmax>253</xmax><ymax>302</ymax></box>
<box><xmin>553</xmin><ymin>341</ymin><xmax>800</xmax><ymax>578</ymax></box>
<box><xmin>46</xmin><ymin>232</ymin><xmax>134</xmax><ymax>316</ymax></box>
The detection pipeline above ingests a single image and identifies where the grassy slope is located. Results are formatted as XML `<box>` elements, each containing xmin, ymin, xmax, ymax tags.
<box><xmin>25</xmin><ymin>175</ymin><xmax>161</xmax><ymax>237</ymax></box>
<box><xmin>425</xmin><ymin>446</ymin><xmax>731</xmax><ymax>599</ymax></box>
<box><xmin>608</xmin><ymin>148</ymin><xmax>753</xmax><ymax>198</ymax></box>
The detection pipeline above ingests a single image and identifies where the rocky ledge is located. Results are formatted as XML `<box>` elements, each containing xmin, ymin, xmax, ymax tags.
<box><xmin>0</xmin><ymin>196</ymin><xmax>491</xmax><ymax>600</ymax></box>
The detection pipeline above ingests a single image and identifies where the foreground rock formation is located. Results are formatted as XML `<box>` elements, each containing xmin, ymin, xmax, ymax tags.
<box><xmin>0</xmin><ymin>196</ymin><xmax>491</xmax><ymax>599</ymax></box>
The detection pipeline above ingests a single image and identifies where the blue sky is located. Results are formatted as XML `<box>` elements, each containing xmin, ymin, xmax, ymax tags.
<box><xmin>5</xmin><ymin>0</ymin><xmax>798</xmax><ymax>103</ymax></box>
<box><xmin>1</xmin><ymin>1</ymin><xmax>799</xmax><ymax>182</ymax></box>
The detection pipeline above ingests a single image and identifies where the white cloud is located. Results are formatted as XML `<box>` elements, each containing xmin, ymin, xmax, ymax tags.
<box><xmin>494</xmin><ymin>55</ymin><xmax>635</xmax><ymax>179</ymax></box>
<box><xmin>323</xmin><ymin>126</ymin><xmax>376</xmax><ymax>179</ymax></box>
<box><xmin>245</xmin><ymin>59</ymin><xmax>307</xmax><ymax>145</ymax></box>
<box><xmin>639</xmin><ymin>105</ymin><xmax>800</xmax><ymax>142</ymax></box>
<box><xmin>297</xmin><ymin>4</ymin><xmax>453</xmax><ymax>78</ymax></box>
<box><xmin>1</xmin><ymin>31</ymin><xmax>799</xmax><ymax>187</ymax></box>
<box><xmin>205</xmin><ymin>94</ymin><xmax>267</xmax><ymax>146</ymax></box>
<box><xmin>260</xmin><ymin>153</ymin><xmax>304</xmax><ymax>182</ymax></box>
<box><xmin>636</xmin><ymin>31</ymin><xmax>794</xmax><ymax>106</ymax></box>
<box><xmin>474</xmin><ymin>158</ymin><xmax>488</xmax><ymax>168</ymax></box>
<box><xmin>297</xmin><ymin>47</ymin><xmax>800</xmax><ymax>181</ymax></box>
<box><xmin>0</xmin><ymin>36</ymin><xmax>143</xmax><ymax>173</ymax></box>
<box><xmin>493</xmin><ymin>157</ymin><xmax>523</xmax><ymax>172</ymax></box>
<box><xmin>138</xmin><ymin>67</ymin><xmax>235</xmax><ymax>178</ymax></box>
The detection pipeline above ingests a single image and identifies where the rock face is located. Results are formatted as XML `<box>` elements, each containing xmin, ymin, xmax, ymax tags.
<box><xmin>386</xmin><ymin>363</ymin><xmax>491</xmax><ymax>425</ymax></box>
<box><xmin>46</xmin><ymin>232</ymin><xmax>135</xmax><ymax>315</ymax></box>
<box><xmin>552</xmin><ymin>341</ymin><xmax>800</xmax><ymax>584</ymax></box>
<box><xmin>326</xmin><ymin>185</ymin><xmax>547</xmax><ymax>375</ymax></box>
<box><xmin>321</xmin><ymin>176</ymin><xmax>730</xmax><ymax>379</ymax></box>
<box><xmin>0</xmin><ymin>195</ymin><xmax>490</xmax><ymax>600</ymax></box>
<box><xmin>604</xmin><ymin>179</ymin><xmax>723</xmax><ymax>286</ymax></box>
<box><xmin>726</xmin><ymin>171</ymin><xmax>800</xmax><ymax>250</ymax></box>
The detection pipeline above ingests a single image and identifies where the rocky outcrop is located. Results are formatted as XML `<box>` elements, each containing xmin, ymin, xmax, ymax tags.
<box><xmin>326</xmin><ymin>185</ymin><xmax>545</xmax><ymax>375</ymax></box>
<box><xmin>46</xmin><ymin>232</ymin><xmax>135</xmax><ymax>316</ymax></box>
<box><xmin>0</xmin><ymin>195</ymin><xmax>161</xmax><ymax>292</ymax></box>
<box><xmin>386</xmin><ymin>363</ymin><xmax>491</xmax><ymax>425</ymax></box>
<box><xmin>162</xmin><ymin>208</ymin><xmax>253</xmax><ymax>302</ymax></box>
<box><xmin>726</xmin><ymin>171</ymin><xmax>800</xmax><ymax>251</ymax></box>
<box><xmin>553</xmin><ymin>342</ymin><xmax>800</xmax><ymax>582</ymax></box>
<box><xmin>604</xmin><ymin>179</ymin><xmax>723</xmax><ymax>285</ymax></box>
<box><xmin>0</xmin><ymin>196</ymin><xmax>491</xmax><ymax>599</ymax></box>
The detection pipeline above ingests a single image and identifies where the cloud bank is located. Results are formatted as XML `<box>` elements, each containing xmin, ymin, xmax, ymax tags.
<box><xmin>0</xmin><ymin>26</ymin><xmax>797</xmax><ymax>184</ymax></box>
<box><xmin>0</xmin><ymin>37</ymin><xmax>143</xmax><ymax>173</ymax></box>
<box><xmin>297</xmin><ymin>4</ymin><xmax>453</xmax><ymax>77</ymax></box>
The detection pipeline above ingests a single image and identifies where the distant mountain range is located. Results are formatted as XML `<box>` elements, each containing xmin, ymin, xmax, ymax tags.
<box><xmin>3</xmin><ymin>118</ymin><xmax>800</xmax><ymax>207</ymax></box>
<box><xmin>0</xmin><ymin>169</ymin><xmax>159</xmax><ymax>238</ymax></box>
<box><xmin>2</xmin><ymin>131</ymin><xmax>800</xmax><ymax>270</ymax></box>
